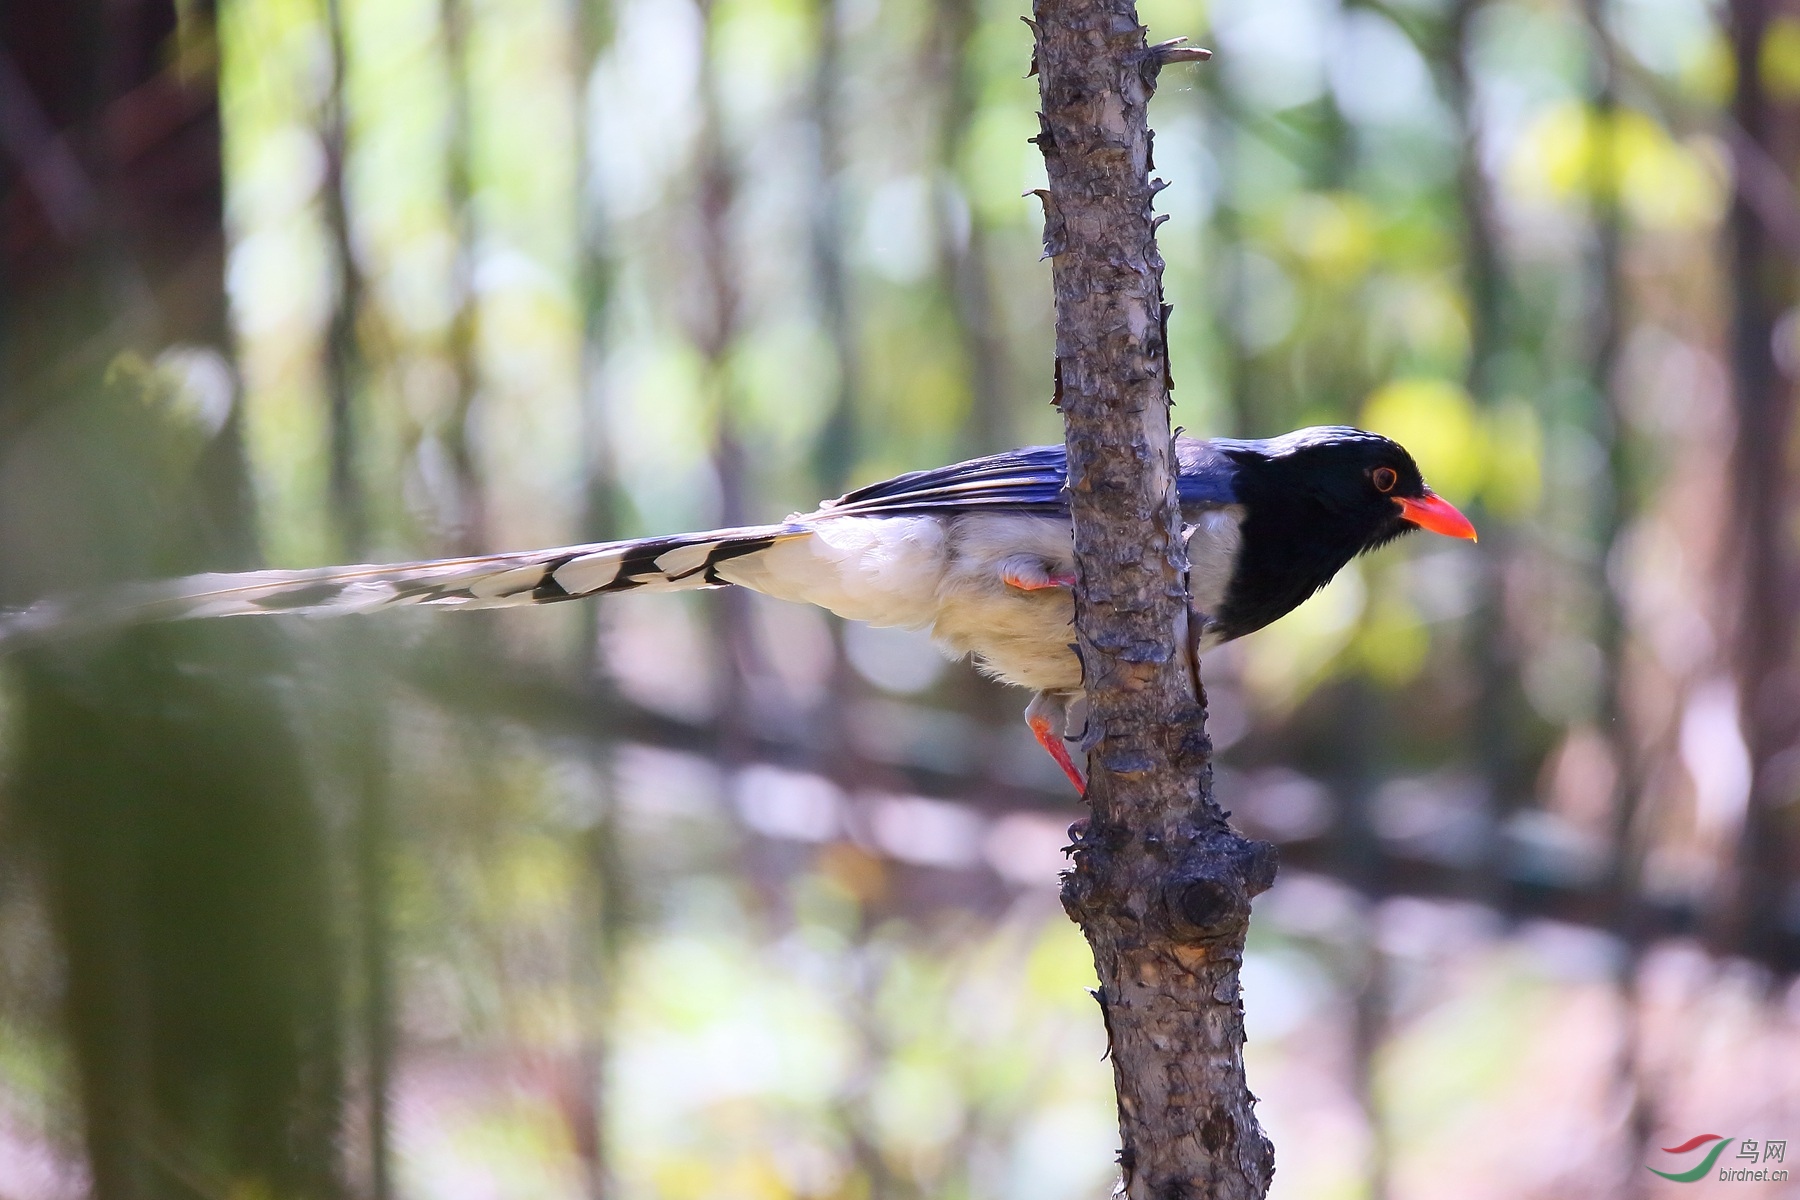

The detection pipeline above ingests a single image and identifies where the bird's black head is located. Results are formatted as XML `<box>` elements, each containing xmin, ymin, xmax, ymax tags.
<box><xmin>1211</xmin><ymin>426</ymin><xmax>1476</xmax><ymax>640</ymax></box>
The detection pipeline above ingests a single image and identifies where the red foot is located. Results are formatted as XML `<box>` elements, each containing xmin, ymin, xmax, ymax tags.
<box><xmin>1029</xmin><ymin>714</ymin><xmax>1087</xmax><ymax>795</ymax></box>
<box><xmin>1003</xmin><ymin>569</ymin><xmax>1078</xmax><ymax>591</ymax></box>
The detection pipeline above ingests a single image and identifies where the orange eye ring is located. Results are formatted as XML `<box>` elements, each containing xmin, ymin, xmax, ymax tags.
<box><xmin>1372</xmin><ymin>466</ymin><xmax>1398</xmax><ymax>493</ymax></box>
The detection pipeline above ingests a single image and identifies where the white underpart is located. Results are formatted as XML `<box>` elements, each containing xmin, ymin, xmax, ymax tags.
<box><xmin>720</xmin><ymin>506</ymin><xmax>1245</xmax><ymax>695</ymax></box>
<box><xmin>933</xmin><ymin>513</ymin><xmax>1083</xmax><ymax>691</ymax></box>
<box><xmin>1186</xmin><ymin>504</ymin><xmax>1246</xmax><ymax>654</ymax></box>
<box><xmin>715</xmin><ymin>515</ymin><xmax>949</xmax><ymax>628</ymax></box>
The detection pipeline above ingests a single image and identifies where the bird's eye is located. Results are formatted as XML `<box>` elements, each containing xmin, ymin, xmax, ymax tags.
<box><xmin>1372</xmin><ymin>467</ymin><xmax>1398</xmax><ymax>493</ymax></box>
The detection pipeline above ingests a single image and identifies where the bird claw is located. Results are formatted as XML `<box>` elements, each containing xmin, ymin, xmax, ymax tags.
<box><xmin>1029</xmin><ymin>714</ymin><xmax>1087</xmax><ymax>794</ymax></box>
<box><xmin>1001</xmin><ymin>556</ymin><xmax>1078</xmax><ymax>591</ymax></box>
<box><xmin>1026</xmin><ymin>690</ymin><xmax>1088</xmax><ymax>794</ymax></box>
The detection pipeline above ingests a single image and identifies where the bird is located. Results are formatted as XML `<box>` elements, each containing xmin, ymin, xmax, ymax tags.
<box><xmin>0</xmin><ymin>425</ymin><xmax>1474</xmax><ymax>791</ymax></box>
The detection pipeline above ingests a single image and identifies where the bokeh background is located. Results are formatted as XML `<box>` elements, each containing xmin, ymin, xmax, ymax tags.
<box><xmin>4</xmin><ymin>0</ymin><xmax>1800</xmax><ymax>1195</ymax></box>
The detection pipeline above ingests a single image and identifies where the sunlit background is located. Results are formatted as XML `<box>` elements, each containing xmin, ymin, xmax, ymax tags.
<box><xmin>4</xmin><ymin>0</ymin><xmax>1800</xmax><ymax>1195</ymax></box>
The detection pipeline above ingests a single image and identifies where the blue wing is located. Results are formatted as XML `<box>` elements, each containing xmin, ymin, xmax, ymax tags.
<box><xmin>1175</xmin><ymin>437</ymin><xmax>1240</xmax><ymax>509</ymax></box>
<box><xmin>812</xmin><ymin>437</ymin><xmax>1238</xmax><ymax>518</ymax></box>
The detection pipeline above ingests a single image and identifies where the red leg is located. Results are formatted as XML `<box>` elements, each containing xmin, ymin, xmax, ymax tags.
<box><xmin>1029</xmin><ymin>714</ymin><xmax>1087</xmax><ymax>794</ymax></box>
<box><xmin>1003</xmin><ymin>568</ymin><xmax>1079</xmax><ymax>591</ymax></box>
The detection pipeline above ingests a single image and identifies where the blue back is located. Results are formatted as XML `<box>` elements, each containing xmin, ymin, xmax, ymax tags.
<box><xmin>814</xmin><ymin>436</ymin><xmax>1239</xmax><ymax>519</ymax></box>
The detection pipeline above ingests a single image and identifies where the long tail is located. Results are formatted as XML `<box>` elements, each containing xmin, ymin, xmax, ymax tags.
<box><xmin>0</xmin><ymin>524</ymin><xmax>810</xmax><ymax>648</ymax></box>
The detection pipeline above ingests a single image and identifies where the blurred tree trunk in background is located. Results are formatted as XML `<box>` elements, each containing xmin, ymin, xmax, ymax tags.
<box><xmin>1726</xmin><ymin>0</ymin><xmax>1800</xmax><ymax>970</ymax></box>
<box><xmin>316</xmin><ymin>3</ymin><xmax>396</xmax><ymax>1195</ymax></box>
<box><xmin>929</xmin><ymin>0</ymin><xmax>1008</xmax><ymax>460</ymax></box>
<box><xmin>321</xmin><ymin>0</ymin><xmax>370</xmax><ymax>557</ymax></box>
<box><xmin>439</xmin><ymin>0</ymin><xmax>488</xmax><ymax>555</ymax></box>
<box><xmin>0</xmin><ymin>1</ymin><xmax>344</xmax><ymax>1196</ymax></box>
<box><xmin>807</xmin><ymin>0</ymin><xmax>858</xmax><ymax>498</ymax></box>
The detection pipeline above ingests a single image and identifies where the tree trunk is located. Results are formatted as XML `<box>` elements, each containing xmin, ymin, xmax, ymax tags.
<box><xmin>1026</xmin><ymin>5</ymin><xmax>1276</xmax><ymax>1196</ymax></box>
<box><xmin>1725</xmin><ymin>0</ymin><xmax>1800</xmax><ymax>970</ymax></box>
<box><xmin>0</xmin><ymin>2</ymin><xmax>343</xmax><ymax>1195</ymax></box>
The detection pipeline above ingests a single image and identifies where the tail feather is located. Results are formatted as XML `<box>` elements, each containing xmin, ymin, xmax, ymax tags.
<box><xmin>0</xmin><ymin>524</ymin><xmax>809</xmax><ymax>647</ymax></box>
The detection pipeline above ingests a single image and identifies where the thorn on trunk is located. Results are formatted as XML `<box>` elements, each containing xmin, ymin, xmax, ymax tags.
<box><xmin>1160</xmin><ymin>301</ymin><xmax>1175</xmax><ymax>393</ymax></box>
<box><xmin>1146</xmin><ymin>36</ymin><xmax>1213</xmax><ymax>65</ymax></box>
<box><xmin>1117</xmin><ymin>1143</ymin><xmax>1138</xmax><ymax>1191</ymax></box>
<box><xmin>1026</xmin><ymin>188</ymin><xmax>1066</xmax><ymax>258</ymax></box>
<box><xmin>1021</xmin><ymin>16</ymin><xmax>1041</xmax><ymax>75</ymax></box>
<box><xmin>1090</xmin><ymin>985</ymin><xmax>1117</xmax><ymax>1060</ymax></box>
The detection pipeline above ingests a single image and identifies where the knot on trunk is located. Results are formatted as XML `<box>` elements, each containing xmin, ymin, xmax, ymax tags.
<box><xmin>1162</xmin><ymin>830</ymin><xmax>1279</xmax><ymax>942</ymax></box>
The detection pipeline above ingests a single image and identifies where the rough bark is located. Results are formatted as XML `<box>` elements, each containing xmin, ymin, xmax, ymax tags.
<box><xmin>1025</xmin><ymin>5</ymin><xmax>1275</xmax><ymax>1197</ymax></box>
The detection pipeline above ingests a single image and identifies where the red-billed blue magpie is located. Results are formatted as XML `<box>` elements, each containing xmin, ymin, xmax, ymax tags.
<box><xmin>0</xmin><ymin>426</ymin><xmax>1475</xmax><ymax>789</ymax></box>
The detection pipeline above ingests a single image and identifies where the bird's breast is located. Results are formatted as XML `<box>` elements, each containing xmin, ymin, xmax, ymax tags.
<box><xmin>930</xmin><ymin>513</ymin><xmax>1082</xmax><ymax>691</ymax></box>
<box><xmin>1186</xmin><ymin>505</ymin><xmax>1247</xmax><ymax>626</ymax></box>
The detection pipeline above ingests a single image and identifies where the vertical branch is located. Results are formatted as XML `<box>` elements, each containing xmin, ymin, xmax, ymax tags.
<box><xmin>930</xmin><ymin>0</ymin><xmax>1010</xmax><ymax>456</ymax></box>
<box><xmin>802</xmin><ymin>0</ymin><xmax>862</xmax><ymax>742</ymax></box>
<box><xmin>1325</xmin><ymin>688</ymin><xmax>1390</xmax><ymax>1200</ymax></box>
<box><xmin>800</xmin><ymin>0</ymin><xmax>879</xmax><ymax>859</ymax></box>
<box><xmin>807</xmin><ymin>0</ymin><xmax>858</xmax><ymax>497</ymax></box>
<box><xmin>692</xmin><ymin>0</ymin><xmax>759</xmax><ymax>767</ymax></box>
<box><xmin>571</xmin><ymin>3</ymin><xmax>621</xmax><ymax>1194</ymax></box>
<box><xmin>1574</xmin><ymin>0</ymin><xmax>1659</xmax><ymax>1187</ymax></box>
<box><xmin>1577</xmin><ymin>1</ymin><xmax>1632</xmax><ymax>890</ymax></box>
<box><xmin>1</xmin><ymin>3</ymin><xmax>346</xmax><ymax>1191</ymax></box>
<box><xmin>348</xmin><ymin>663</ymin><xmax>393</xmax><ymax>1200</ymax></box>
<box><xmin>321</xmin><ymin>0</ymin><xmax>369</xmax><ymax>555</ymax></box>
<box><xmin>928</xmin><ymin>0</ymin><xmax>1028</xmax><ymax>738</ymax></box>
<box><xmin>577</xmin><ymin>0</ymin><xmax>620</xmax><ymax>550</ymax></box>
<box><xmin>1578</xmin><ymin>0</ymin><xmax>1633</xmax><ymax>843</ymax></box>
<box><xmin>798</xmin><ymin>32</ymin><xmax>913</xmax><ymax>1196</ymax></box>
<box><xmin>694</xmin><ymin>1</ymin><xmax>742</xmax><ymax>527</ymax></box>
<box><xmin>1435</xmin><ymin>0</ymin><xmax>1523</xmax><ymax>913</ymax></box>
<box><xmin>1027</xmin><ymin>7</ymin><xmax>1275</xmax><ymax>1196</ymax></box>
<box><xmin>1444</xmin><ymin>0</ymin><xmax>1505</xmax><ymax>400</ymax></box>
<box><xmin>319</xmin><ymin>9</ymin><xmax>394</xmax><ymax>1196</ymax></box>
<box><xmin>1725</xmin><ymin>0</ymin><xmax>1800</xmax><ymax>970</ymax></box>
<box><xmin>439</xmin><ymin>0</ymin><xmax>488</xmax><ymax>553</ymax></box>
<box><xmin>572</xmin><ymin>786</ymin><xmax>627</xmax><ymax>1200</ymax></box>
<box><xmin>1200</xmin><ymin>80</ymin><xmax>1253</xmax><ymax>439</ymax></box>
